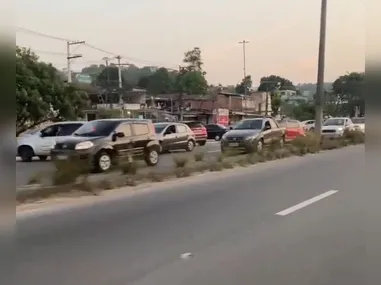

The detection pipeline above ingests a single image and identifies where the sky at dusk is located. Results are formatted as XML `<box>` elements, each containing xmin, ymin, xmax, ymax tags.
<box><xmin>16</xmin><ymin>0</ymin><xmax>365</xmax><ymax>86</ymax></box>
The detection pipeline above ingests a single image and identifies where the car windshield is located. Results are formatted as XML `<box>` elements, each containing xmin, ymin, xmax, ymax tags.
<box><xmin>234</xmin><ymin>119</ymin><xmax>263</xmax><ymax>130</ymax></box>
<box><xmin>352</xmin><ymin>118</ymin><xmax>364</xmax><ymax>124</ymax></box>
<box><xmin>74</xmin><ymin>121</ymin><xmax>119</xmax><ymax>137</ymax></box>
<box><xmin>323</xmin><ymin>118</ymin><xmax>345</xmax><ymax>126</ymax></box>
<box><xmin>154</xmin><ymin>124</ymin><xmax>169</xmax><ymax>134</ymax></box>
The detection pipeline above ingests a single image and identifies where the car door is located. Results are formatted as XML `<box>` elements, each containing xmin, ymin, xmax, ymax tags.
<box><xmin>113</xmin><ymin>122</ymin><xmax>134</xmax><ymax>160</ymax></box>
<box><xmin>130</xmin><ymin>122</ymin><xmax>151</xmax><ymax>156</ymax></box>
<box><xmin>37</xmin><ymin>124</ymin><xmax>60</xmax><ymax>155</ymax></box>
<box><xmin>206</xmin><ymin>125</ymin><xmax>217</xmax><ymax>139</ymax></box>
<box><xmin>162</xmin><ymin>125</ymin><xmax>179</xmax><ymax>150</ymax></box>
<box><xmin>269</xmin><ymin>118</ymin><xmax>282</xmax><ymax>142</ymax></box>
<box><xmin>262</xmin><ymin>120</ymin><xmax>273</xmax><ymax>144</ymax></box>
<box><xmin>176</xmin><ymin>124</ymin><xmax>189</xmax><ymax>148</ymax></box>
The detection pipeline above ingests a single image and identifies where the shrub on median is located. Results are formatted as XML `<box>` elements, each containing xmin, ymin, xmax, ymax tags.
<box><xmin>343</xmin><ymin>129</ymin><xmax>365</xmax><ymax>144</ymax></box>
<box><xmin>52</xmin><ymin>157</ymin><xmax>91</xmax><ymax>186</ymax></box>
<box><xmin>173</xmin><ymin>155</ymin><xmax>189</xmax><ymax>168</ymax></box>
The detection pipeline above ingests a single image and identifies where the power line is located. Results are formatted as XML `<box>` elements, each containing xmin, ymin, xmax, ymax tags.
<box><xmin>16</xmin><ymin>27</ymin><xmax>178</xmax><ymax>69</ymax></box>
<box><xmin>16</xmin><ymin>26</ymin><xmax>70</xmax><ymax>42</ymax></box>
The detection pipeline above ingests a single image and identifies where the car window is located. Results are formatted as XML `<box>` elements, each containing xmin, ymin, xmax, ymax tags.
<box><xmin>56</xmin><ymin>123</ymin><xmax>83</xmax><ymax>136</ymax></box>
<box><xmin>352</xmin><ymin>118</ymin><xmax>364</xmax><ymax>124</ymax></box>
<box><xmin>154</xmin><ymin>124</ymin><xmax>169</xmax><ymax>134</ymax></box>
<box><xmin>323</xmin><ymin>118</ymin><xmax>345</xmax><ymax>126</ymax></box>
<box><xmin>115</xmin><ymin>123</ymin><xmax>132</xmax><ymax>137</ymax></box>
<box><xmin>132</xmin><ymin>123</ymin><xmax>149</xmax><ymax>135</ymax></box>
<box><xmin>234</xmin><ymin>119</ymin><xmax>263</xmax><ymax>130</ymax></box>
<box><xmin>165</xmin><ymin>125</ymin><xmax>177</xmax><ymax>134</ymax></box>
<box><xmin>41</xmin><ymin>125</ymin><xmax>59</xmax><ymax>137</ymax></box>
<box><xmin>177</xmin><ymin>125</ymin><xmax>187</xmax><ymax>133</ymax></box>
<box><xmin>184</xmin><ymin>121</ymin><xmax>203</xmax><ymax>128</ymax></box>
<box><xmin>206</xmin><ymin>125</ymin><xmax>217</xmax><ymax>131</ymax></box>
<box><xmin>74</xmin><ymin>120</ymin><xmax>120</xmax><ymax>137</ymax></box>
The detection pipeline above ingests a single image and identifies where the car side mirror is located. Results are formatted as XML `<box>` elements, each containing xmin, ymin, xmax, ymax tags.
<box><xmin>116</xmin><ymin>132</ymin><xmax>125</xmax><ymax>138</ymax></box>
<box><xmin>39</xmin><ymin>132</ymin><xmax>45</xmax><ymax>138</ymax></box>
<box><xmin>229</xmin><ymin>126</ymin><xmax>233</xmax><ymax>130</ymax></box>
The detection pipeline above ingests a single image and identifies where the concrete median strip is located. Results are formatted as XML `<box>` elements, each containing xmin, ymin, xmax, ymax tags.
<box><xmin>16</xmin><ymin>131</ymin><xmax>364</xmax><ymax>207</ymax></box>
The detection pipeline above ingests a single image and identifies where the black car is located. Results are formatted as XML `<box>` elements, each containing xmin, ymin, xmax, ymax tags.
<box><xmin>154</xmin><ymin>122</ymin><xmax>196</xmax><ymax>152</ymax></box>
<box><xmin>205</xmin><ymin>124</ymin><xmax>228</xmax><ymax>141</ymax></box>
<box><xmin>50</xmin><ymin>119</ymin><xmax>161</xmax><ymax>172</ymax></box>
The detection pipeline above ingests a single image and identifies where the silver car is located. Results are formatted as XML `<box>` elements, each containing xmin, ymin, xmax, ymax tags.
<box><xmin>351</xmin><ymin>117</ymin><xmax>365</xmax><ymax>133</ymax></box>
<box><xmin>17</xmin><ymin>121</ymin><xmax>86</xmax><ymax>162</ymax></box>
<box><xmin>321</xmin><ymin>117</ymin><xmax>354</xmax><ymax>138</ymax></box>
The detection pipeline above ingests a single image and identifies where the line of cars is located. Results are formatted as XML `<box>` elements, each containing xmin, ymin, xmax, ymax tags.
<box><xmin>16</xmin><ymin>119</ymin><xmax>219</xmax><ymax>173</ymax></box>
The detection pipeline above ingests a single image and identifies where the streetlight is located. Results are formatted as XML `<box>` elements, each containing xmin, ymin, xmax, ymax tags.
<box><xmin>314</xmin><ymin>0</ymin><xmax>327</xmax><ymax>136</ymax></box>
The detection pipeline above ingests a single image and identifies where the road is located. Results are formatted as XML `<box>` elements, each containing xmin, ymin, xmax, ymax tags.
<box><xmin>17</xmin><ymin>145</ymin><xmax>379</xmax><ymax>285</ymax></box>
<box><xmin>16</xmin><ymin>140</ymin><xmax>221</xmax><ymax>187</ymax></box>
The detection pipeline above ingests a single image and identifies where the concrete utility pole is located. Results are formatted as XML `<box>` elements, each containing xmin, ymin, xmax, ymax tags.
<box><xmin>115</xmin><ymin>56</ymin><xmax>130</xmax><ymax>117</ymax></box>
<box><xmin>66</xmin><ymin>41</ymin><xmax>85</xmax><ymax>83</ymax></box>
<box><xmin>239</xmin><ymin>40</ymin><xmax>249</xmax><ymax>114</ymax></box>
<box><xmin>314</xmin><ymin>0</ymin><xmax>327</xmax><ymax>137</ymax></box>
<box><xmin>102</xmin><ymin>57</ymin><xmax>110</xmax><ymax>85</ymax></box>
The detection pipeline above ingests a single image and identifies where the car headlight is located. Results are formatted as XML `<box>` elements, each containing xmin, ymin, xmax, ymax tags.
<box><xmin>245</xmin><ymin>135</ymin><xmax>258</xmax><ymax>141</ymax></box>
<box><xmin>336</xmin><ymin>127</ymin><xmax>344</xmax><ymax>134</ymax></box>
<box><xmin>221</xmin><ymin>133</ymin><xmax>228</xmax><ymax>140</ymax></box>
<box><xmin>75</xmin><ymin>141</ymin><xmax>94</xmax><ymax>150</ymax></box>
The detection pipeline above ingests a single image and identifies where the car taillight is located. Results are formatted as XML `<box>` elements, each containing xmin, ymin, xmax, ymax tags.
<box><xmin>201</xmin><ymin>127</ymin><xmax>207</xmax><ymax>134</ymax></box>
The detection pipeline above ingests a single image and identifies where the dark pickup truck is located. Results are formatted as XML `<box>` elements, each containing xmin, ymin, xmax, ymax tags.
<box><xmin>220</xmin><ymin>117</ymin><xmax>285</xmax><ymax>153</ymax></box>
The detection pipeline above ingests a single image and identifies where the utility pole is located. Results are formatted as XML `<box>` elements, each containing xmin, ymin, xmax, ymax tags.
<box><xmin>115</xmin><ymin>56</ymin><xmax>130</xmax><ymax>117</ymax></box>
<box><xmin>102</xmin><ymin>57</ymin><xmax>110</xmax><ymax>86</ymax></box>
<box><xmin>314</xmin><ymin>0</ymin><xmax>327</xmax><ymax>137</ymax></box>
<box><xmin>178</xmin><ymin>65</ymin><xmax>185</xmax><ymax>121</ymax></box>
<box><xmin>239</xmin><ymin>40</ymin><xmax>249</xmax><ymax>116</ymax></box>
<box><xmin>66</xmin><ymin>40</ymin><xmax>85</xmax><ymax>83</ymax></box>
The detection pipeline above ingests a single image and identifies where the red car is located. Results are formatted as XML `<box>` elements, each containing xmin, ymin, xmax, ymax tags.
<box><xmin>181</xmin><ymin>121</ymin><xmax>207</xmax><ymax>146</ymax></box>
<box><xmin>277</xmin><ymin>119</ymin><xmax>305</xmax><ymax>141</ymax></box>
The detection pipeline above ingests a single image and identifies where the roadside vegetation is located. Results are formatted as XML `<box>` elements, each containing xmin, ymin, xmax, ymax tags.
<box><xmin>17</xmin><ymin>130</ymin><xmax>364</xmax><ymax>204</ymax></box>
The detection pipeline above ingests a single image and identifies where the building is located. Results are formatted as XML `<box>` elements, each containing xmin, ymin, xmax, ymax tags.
<box><xmin>144</xmin><ymin>91</ymin><xmax>270</xmax><ymax>125</ymax></box>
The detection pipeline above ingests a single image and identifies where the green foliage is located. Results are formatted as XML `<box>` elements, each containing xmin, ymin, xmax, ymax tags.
<box><xmin>271</xmin><ymin>90</ymin><xmax>282</xmax><ymax>116</ymax></box>
<box><xmin>329</xmin><ymin>72</ymin><xmax>364</xmax><ymax>117</ymax></box>
<box><xmin>235</xmin><ymin>75</ymin><xmax>252</xmax><ymax>94</ymax></box>
<box><xmin>16</xmin><ymin>46</ymin><xmax>89</xmax><ymax>135</ymax></box>
<box><xmin>257</xmin><ymin>75</ymin><xmax>296</xmax><ymax>92</ymax></box>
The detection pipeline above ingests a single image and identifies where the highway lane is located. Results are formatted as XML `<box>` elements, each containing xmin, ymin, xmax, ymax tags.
<box><xmin>16</xmin><ymin>140</ymin><xmax>221</xmax><ymax>187</ymax></box>
<box><xmin>17</xmin><ymin>145</ymin><xmax>376</xmax><ymax>285</ymax></box>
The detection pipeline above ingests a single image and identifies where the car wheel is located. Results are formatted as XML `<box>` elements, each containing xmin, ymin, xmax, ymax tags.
<box><xmin>186</xmin><ymin>140</ymin><xmax>195</xmax><ymax>152</ymax></box>
<box><xmin>95</xmin><ymin>152</ymin><xmax>112</xmax><ymax>172</ymax></box>
<box><xmin>214</xmin><ymin>135</ymin><xmax>221</xmax><ymax>141</ymax></box>
<box><xmin>198</xmin><ymin>140</ymin><xmax>206</xmax><ymax>146</ymax></box>
<box><xmin>145</xmin><ymin>148</ymin><xmax>159</xmax><ymax>166</ymax></box>
<box><xmin>256</xmin><ymin>139</ymin><xmax>264</xmax><ymax>153</ymax></box>
<box><xmin>19</xmin><ymin>146</ymin><xmax>34</xmax><ymax>162</ymax></box>
<box><xmin>38</xmin><ymin>156</ymin><xmax>48</xmax><ymax>161</ymax></box>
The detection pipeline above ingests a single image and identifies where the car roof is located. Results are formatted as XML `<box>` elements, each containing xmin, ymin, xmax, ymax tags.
<box><xmin>53</xmin><ymin>121</ymin><xmax>87</xmax><ymax>125</ymax></box>
<box><xmin>89</xmin><ymin>118</ymin><xmax>152</xmax><ymax>123</ymax></box>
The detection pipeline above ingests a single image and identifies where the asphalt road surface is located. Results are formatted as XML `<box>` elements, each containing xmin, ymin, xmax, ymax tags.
<box><xmin>16</xmin><ymin>140</ymin><xmax>221</xmax><ymax>187</ymax></box>
<box><xmin>17</xmin><ymin>145</ymin><xmax>379</xmax><ymax>285</ymax></box>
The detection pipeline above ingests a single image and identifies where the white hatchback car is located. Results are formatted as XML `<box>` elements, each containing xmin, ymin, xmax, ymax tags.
<box><xmin>17</xmin><ymin>121</ymin><xmax>86</xmax><ymax>162</ymax></box>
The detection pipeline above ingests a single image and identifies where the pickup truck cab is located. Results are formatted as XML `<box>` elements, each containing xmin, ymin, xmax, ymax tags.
<box><xmin>220</xmin><ymin>117</ymin><xmax>285</xmax><ymax>153</ymax></box>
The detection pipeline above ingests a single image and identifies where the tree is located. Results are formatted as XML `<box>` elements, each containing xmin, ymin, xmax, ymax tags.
<box><xmin>257</xmin><ymin>75</ymin><xmax>295</xmax><ymax>92</ymax></box>
<box><xmin>96</xmin><ymin>66</ymin><xmax>133</xmax><ymax>90</ymax></box>
<box><xmin>176</xmin><ymin>47</ymin><xmax>208</xmax><ymax>95</ymax></box>
<box><xmin>330</xmin><ymin>72</ymin><xmax>364</xmax><ymax>117</ymax></box>
<box><xmin>16</xmin><ymin>46</ymin><xmax>88</xmax><ymax>135</ymax></box>
<box><xmin>235</xmin><ymin>75</ymin><xmax>252</xmax><ymax>94</ymax></box>
<box><xmin>183</xmin><ymin>47</ymin><xmax>204</xmax><ymax>72</ymax></box>
<box><xmin>137</xmin><ymin>67</ymin><xmax>175</xmax><ymax>94</ymax></box>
